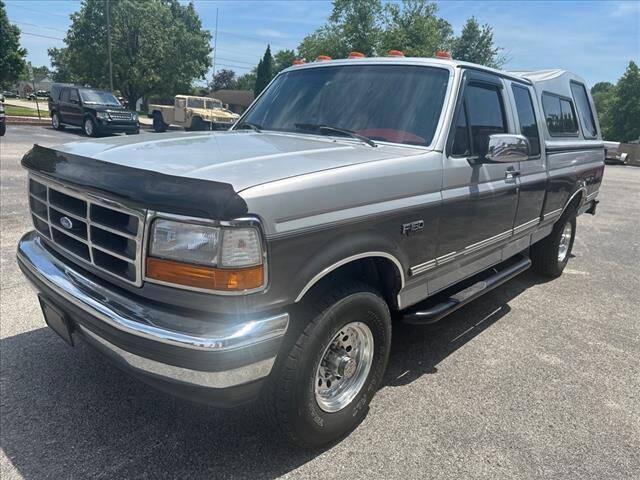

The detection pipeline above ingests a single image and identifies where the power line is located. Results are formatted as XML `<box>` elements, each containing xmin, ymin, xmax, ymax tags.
<box><xmin>14</xmin><ymin>20</ymin><xmax>68</xmax><ymax>33</ymax></box>
<box><xmin>20</xmin><ymin>31</ymin><xmax>64</xmax><ymax>41</ymax></box>
<box><xmin>10</xmin><ymin>4</ymin><xmax>72</xmax><ymax>18</ymax></box>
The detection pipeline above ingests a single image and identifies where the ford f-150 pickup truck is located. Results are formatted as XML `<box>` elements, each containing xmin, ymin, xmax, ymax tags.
<box><xmin>17</xmin><ymin>54</ymin><xmax>603</xmax><ymax>448</ymax></box>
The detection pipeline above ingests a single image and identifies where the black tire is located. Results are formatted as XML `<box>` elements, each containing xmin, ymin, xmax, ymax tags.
<box><xmin>83</xmin><ymin>115</ymin><xmax>98</xmax><ymax>137</ymax></box>
<box><xmin>531</xmin><ymin>209</ymin><xmax>577</xmax><ymax>278</ymax></box>
<box><xmin>189</xmin><ymin>116</ymin><xmax>208</xmax><ymax>131</ymax></box>
<box><xmin>265</xmin><ymin>282</ymin><xmax>391</xmax><ymax>448</ymax></box>
<box><xmin>126</xmin><ymin>128</ymin><xmax>140</xmax><ymax>135</ymax></box>
<box><xmin>51</xmin><ymin>111</ymin><xmax>65</xmax><ymax>130</ymax></box>
<box><xmin>152</xmin><ymin>112</ymin><xmax>167</xmax><ymax>133</ymax></box>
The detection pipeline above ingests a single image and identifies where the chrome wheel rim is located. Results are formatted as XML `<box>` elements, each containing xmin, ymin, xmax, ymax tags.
<box><xmin>52</xmin><ymin>114</ymin><xmax>59</xmax><ymax>129</ymax></box>
<box><xmin>314</xmin><ymin>322</ymin><xmax>374</xmax><ymax>413</ymax></box>
<box><xmin>84</xmin><ymin>118</ymin><xmax>93</xmax><ymax>136</ymax></box>
<box><xmin>558</xmin><ymin>222</ymin><xmax>572</xmax><ymax>262</ymax></box>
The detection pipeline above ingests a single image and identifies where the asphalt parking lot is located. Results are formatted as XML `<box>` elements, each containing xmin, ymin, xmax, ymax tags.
<box><xmin>1</xmin><ymin>125</ymin><xmax>639</xmax><ymax>479</ymax></box>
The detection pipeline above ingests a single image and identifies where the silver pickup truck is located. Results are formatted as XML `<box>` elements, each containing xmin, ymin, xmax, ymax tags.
<box><xmin>17</xmin><ymin>56</ymin><xmax>604</xmax><ymax>448</ymax></box>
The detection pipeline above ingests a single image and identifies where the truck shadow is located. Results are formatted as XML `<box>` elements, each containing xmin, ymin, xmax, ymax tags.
<box><xmin>1</xmin><ymin>270</ymin><xmax>543</xmax><ymax>479</ymax></box>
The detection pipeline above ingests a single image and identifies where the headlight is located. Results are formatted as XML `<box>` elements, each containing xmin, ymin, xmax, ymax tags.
<box><xmin>131</xmin><ymin>112</ymin><xmax>138</xmax><ymax>121</ymax></box>
<box><xmin>146</xmin><ymin>219</ymin><xmax>265</xmax><ymax>292</ymax></box>
<box><xmin>96</xmin><ymin>111</ymin><xmax>109</xmax><ymax>120</ymax></box>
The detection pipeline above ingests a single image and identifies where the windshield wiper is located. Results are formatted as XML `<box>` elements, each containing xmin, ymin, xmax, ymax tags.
<box><xmin>236</xmin><ymin>121</ymin><xmax>262</xmax><ymax>132</ymax></box>
<box><xmin>294</xmin><ymin>123</ymin><xmax>377</xmax><ymax>147</ymax></box>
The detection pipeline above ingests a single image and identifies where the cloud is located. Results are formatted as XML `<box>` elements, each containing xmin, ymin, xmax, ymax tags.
<box><xmin>256</xmin><ymin>29</ymin><xmax>289</xmax><ymax>39</ymax></box>
<box><xmin>609</xmin><ymin>1</ymin><xmax>640</xmax><ymax>18</ymax></box>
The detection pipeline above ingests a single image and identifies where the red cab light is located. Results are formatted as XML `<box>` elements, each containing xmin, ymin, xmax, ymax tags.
<box><xmin>315</xmin><ymin>55</ymin><xmax>332</xmax><ymax>62</ymax></box>
<box><xmin>292</xmin><ymin>59</ymin><xmax>306</xmax><ymax>65</ymax></box>
<box><xmin>387</xmin><ymin>50</ymin><xmax>405</xmax><ymax>57</ymax></box>
<box><xmin>435</xmin><ymin>50</ymin><xmax>452</xmax><ymax>59</ymax></box>
<box><xmin>348</xmin><ymin>51</ymin><xmax>365</xmax><ymax>59</ymax></box>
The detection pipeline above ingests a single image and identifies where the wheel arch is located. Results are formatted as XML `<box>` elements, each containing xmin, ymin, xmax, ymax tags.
<box><xmin>559</xmin><ymin>186</ymin><xmax>587</xmax><ymax>219</ymax></box>
<box><xmin>294</xmin><ymin>252</ymin><xmax>405</xmax><ymax>309</ymax></box>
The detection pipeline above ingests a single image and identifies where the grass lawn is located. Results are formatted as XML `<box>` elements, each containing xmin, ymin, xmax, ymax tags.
<box><xmin>4</xmin><ymin>104</ymin><xmax>50</xmax><ymax>118</ymax></box>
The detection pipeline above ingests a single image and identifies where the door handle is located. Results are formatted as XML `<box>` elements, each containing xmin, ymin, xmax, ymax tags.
<box><xmin>505</xmin><ymin>168</ymin><xmax>521</xmax><ymax>179</ymax></box>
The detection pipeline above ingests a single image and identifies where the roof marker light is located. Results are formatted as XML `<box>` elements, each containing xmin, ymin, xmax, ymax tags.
<box><xmin>435</xmin><ymin>50</ymin><xmax>452</xmax><ymax>59</ymax></box>
<box><xmin>387</xmin><ymin>50</ymin><xmax>405</xmax><ymax>57</ymax></box>
<box><xmin>292</xmin><ymin>59</ymin><xmax>306</xmax><ymax>65</ymax></box>
<box><xmin>348</xmin><ymin>51</ymin><xmax>365</xmax><ymax>59</ymax></box>
<box><xmin>315</xmin><ymin>55</ymin><xmax>332</xmax><ymax>62</ymax></box>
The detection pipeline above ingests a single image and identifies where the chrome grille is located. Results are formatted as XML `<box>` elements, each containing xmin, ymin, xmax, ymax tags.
<box><xmin>108</xmin><ymin>111</ymin><xmax>132</xmax><ymax>121</ymax></box>
<box><xmin>28</xmin><ymin>175</ymin><xmax>145</xmax><ymax>286</ymax></box>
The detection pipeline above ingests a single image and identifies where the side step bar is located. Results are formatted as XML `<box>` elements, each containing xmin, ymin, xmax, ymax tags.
<box><xmin>402</xmin><ymin>256</ymin><xmax>532</xmax><ymax>325</ymax></box>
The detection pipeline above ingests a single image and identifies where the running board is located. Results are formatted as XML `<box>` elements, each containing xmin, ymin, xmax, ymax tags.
<box><xmin>402</xmin><ymin>256</ymin><xmax>532</xmax><ymax>325</ymax></box>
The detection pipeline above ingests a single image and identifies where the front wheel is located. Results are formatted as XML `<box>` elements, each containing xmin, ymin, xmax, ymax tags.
<box><xmin>83</xmin><ymin>116</ymin><xmax>98</xmax><ymax>137</ymax></box>
<box><xmin>265</xmin><ymin>283</ymin><xmax>391</xmax><ymax>448</ymax></box>
<box><xmin>531</xmin><ymin>211</ymin><xmax>576</xmax><ymax>277</ymax></box>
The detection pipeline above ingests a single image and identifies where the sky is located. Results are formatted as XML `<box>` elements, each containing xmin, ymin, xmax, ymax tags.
<box><xmin>5</xmin><ymin>0</ymin><xmax>640</xmax><ymax>87</ymax></box>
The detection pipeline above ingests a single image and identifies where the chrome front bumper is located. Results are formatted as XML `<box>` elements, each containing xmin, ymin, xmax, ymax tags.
<box><xmin>17</xmin><ymin>231</ymin><xmax>289</xmax><ymax>394</ymax></box>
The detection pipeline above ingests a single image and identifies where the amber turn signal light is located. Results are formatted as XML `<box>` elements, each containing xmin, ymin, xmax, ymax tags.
<box><xmin>348</xmin><ymin>51</ymin><xmax>365</xmax><ymax>59</ymax></box>
<box><xmin>315</xmin><ymin>55</ymin><xmax>332</xmax><ymax>61</ymax></box>
<box><xmin>146</xmin><ymin>257</ymin><xmax>264</xmax><ymax>291</ymax></box>
<box><xmin>435</xmin><ymin>50</ymin><xmax>452</xmax><ymax>59</ymax></box>
<box><xmin>387</xmin><ymin>50</ymin><xmax>405</xmax><ymax>57</ymax></box>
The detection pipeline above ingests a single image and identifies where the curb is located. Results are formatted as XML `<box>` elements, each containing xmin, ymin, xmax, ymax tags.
<box><xmin>6</xmin><ymin>116</ymin><xmax>51</xmax><ymax>126</ymax></box>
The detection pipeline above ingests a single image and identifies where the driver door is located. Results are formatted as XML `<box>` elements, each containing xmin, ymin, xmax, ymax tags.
<box><xmin>175</xmin><ymin>97</ymin><xmax>186</xmax><ymax>123</ymax></box>
<box><xmin>434</xmin><ymin>70</ymin><xmax>519</xmax><ymax>287</ymax></box>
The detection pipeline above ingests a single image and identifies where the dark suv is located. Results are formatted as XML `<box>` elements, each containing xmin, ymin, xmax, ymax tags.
<box><xmin>49</xmin><ymin>84</ymin><xmax>139</xmax><ymax>136</ymax></box>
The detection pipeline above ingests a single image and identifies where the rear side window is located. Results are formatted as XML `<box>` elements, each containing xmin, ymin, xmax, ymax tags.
<box><xmin>512</xmin><ymin>85</ymin><xmax>541</xmax><ymax>156</ymax></box>
<box><xmin>69</xmin><ymin>89</ymin><xmax>79</xmax><ymax>102</ymax></box>
<box><xmin>542</xmin><ymin>93</ymin><xmax>578</xmax><ymax>136</ymax></box>
<box><xmin>570</xmin><ymin>82</ymin><xmax>597</xmax><ymax>138</ymax></box>
<box><xmin>451</xmin><ymin>83</ymin><xmax>507</xmax><ymax>157</ymax></box>
<box><xmin>60</xmin><ymin>88</ymin><xmax>70</xmax><ymax>102</ymax></box>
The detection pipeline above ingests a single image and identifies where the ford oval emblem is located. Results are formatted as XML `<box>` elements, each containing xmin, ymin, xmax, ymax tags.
<box><xmin>59</xmin><ymin>216</ymin><xmax>74</xmax><ymax>230</ymax></box>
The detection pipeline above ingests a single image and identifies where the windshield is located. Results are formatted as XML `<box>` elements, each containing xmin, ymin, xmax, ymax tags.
<box><xmin>206</xmin><ymin>99</ymin><xmax>222</xmax><ymax>109</ymax></box>
<box><xmin>79</xmin><ymin>89</ymin><xmax>121</xmax><ymax>106</ymax></box>
<box><xmin>241</xmin><ymin>64</ymin><xmax>450</xmax><ymax>146</ymax></box>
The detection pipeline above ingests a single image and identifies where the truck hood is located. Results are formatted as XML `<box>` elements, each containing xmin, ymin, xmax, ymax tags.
<box><xmin>52</xmin><ymin>130</ymin><xmax>423</xmax><ymax>191</ymax></box>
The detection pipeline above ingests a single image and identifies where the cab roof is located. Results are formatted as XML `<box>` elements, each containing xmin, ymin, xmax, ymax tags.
<box><xmin>281</xmin><ymin>56</ymin><xmax>534</xmax><ymax>85</ymax></box>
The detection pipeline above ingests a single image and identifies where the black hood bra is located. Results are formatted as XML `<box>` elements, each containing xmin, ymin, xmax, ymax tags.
<box><xmin>21</xmin><ymin>144</ymin><xmax>248</xmax><ymax>220</ymax></box>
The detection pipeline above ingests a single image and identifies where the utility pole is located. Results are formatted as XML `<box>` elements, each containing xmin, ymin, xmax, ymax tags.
<box><xmin>106</xmin><ymin>0</ymin><xmax>113</xmax><ymax>91</ymax></box>
<box><xmin>212</xmin><ymin>8</ymin><xmax>219</xmax><ymax>87</ymax></box>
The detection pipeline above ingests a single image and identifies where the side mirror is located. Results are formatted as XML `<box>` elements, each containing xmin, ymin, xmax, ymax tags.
<box><xmin>485</xmin><ymin>134</ymin><xmax>530</xmax><ymax>163</ymax></box>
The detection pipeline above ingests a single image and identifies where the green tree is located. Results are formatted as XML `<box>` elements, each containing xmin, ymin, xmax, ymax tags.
<box><xmin>0</xmin><ymin>0</ymin><xmax>28</xmax><ymax>88</ymax></box>
<box><xmin>451</xmin><ymin>16</ymin><xmax>505</xmax><ymax>68</ymax></box>
<box><xmin>273</xmin><ymin>49</ymin><xmax>297</xmax><ymax>74</ymax></box>
<box><xmin>254</xmin><ymin>45</ymin><xmax>273</xmax><ymax>97</ymax></box>
<box><xmin>381</xmin><ymin>0</ymin><xmax>453</xmax><ymax>57</ymax></box>
<box><xmin>48</xmin><ymin>47</ymin><xmax>76</xmax><ymax>83</ymax></box>
<box><xmin>50</xmin><ymin>0</ymin><xmax>211</xmax><ymax>107</ymax></box>
<box><xmin>591</xmin><ymin>82</ymin><xmax>615</xmax><ymax>139</ymax></box>
<box><xmin>235</xmin><ymin>71</ymin><xmax>256</xmax><ymax>91</ymax></box>
<box><xmin>210</xmin><ymin>69</ymin><xmax>236</xmax><ymax>91</ymax></box>
<box><xmin>299</xmin><ymin>0</ymin><xmax>383</xmax><ymax>59</ymax></box>
<box><xmin>609</xmin><ymin>61</ymin><xmax>640</xmax><ymax>142</ymax></box>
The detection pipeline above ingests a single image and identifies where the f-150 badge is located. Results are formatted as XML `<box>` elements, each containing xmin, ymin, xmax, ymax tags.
<box><xmin>401</xmin><ymin>220</ymin><xmax>424</xmax><ymax>236</ymax></box>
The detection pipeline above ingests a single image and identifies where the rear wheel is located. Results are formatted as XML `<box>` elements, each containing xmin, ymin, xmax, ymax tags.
<box><xmin>531</xmin><ymin>210</ymin><xmax>576</xmax><ymax>277</ymax></box>
<box><xmin>51</xmin><ymin>112</ymin><xmax>65</xmax><ymax>130</ymax></box>
<box><xmin>152</xmin><ymin>112</ymin><xmax>167</xmax><ymax>133</ymax></box>
<box><xmin>265</xmin><ymin>282</ymin><xmax>391</xmax><ymax>448</ymax></box>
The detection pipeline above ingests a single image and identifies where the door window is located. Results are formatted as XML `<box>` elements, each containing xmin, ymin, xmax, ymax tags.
<box><xmin>570</xmin><ymin>81</ymin><xmax>597</xmax><ymax>138</ymax></box>
<box><xmin>69</xmin><ymin>89</ymin><xmax>79</xmax><ymax>103</ymax></box>
<box><xmin>512</xmin><ymin>85</ymin><xmax>541</xmax><ymax>157</ymax></box>
<box><xmin>451</xmin><ymin>83</ymin><xmax>507</xmax><ymax>157</ymax></box>
<box><xmin>60</xmin><ymin>88</ymin><xmax>70</xmax><ymax>103</ymax></box>
<box><xmin>176</xmin><ymin>98</ymin><xmax>186</xmax><ymax>109</ymax></box>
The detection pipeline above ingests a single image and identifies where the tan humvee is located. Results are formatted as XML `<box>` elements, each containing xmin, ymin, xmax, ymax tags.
<box><xmin>149</xmin><ymin>95</ymin><xmax>239</xmax><ymax>132</ymax></box>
